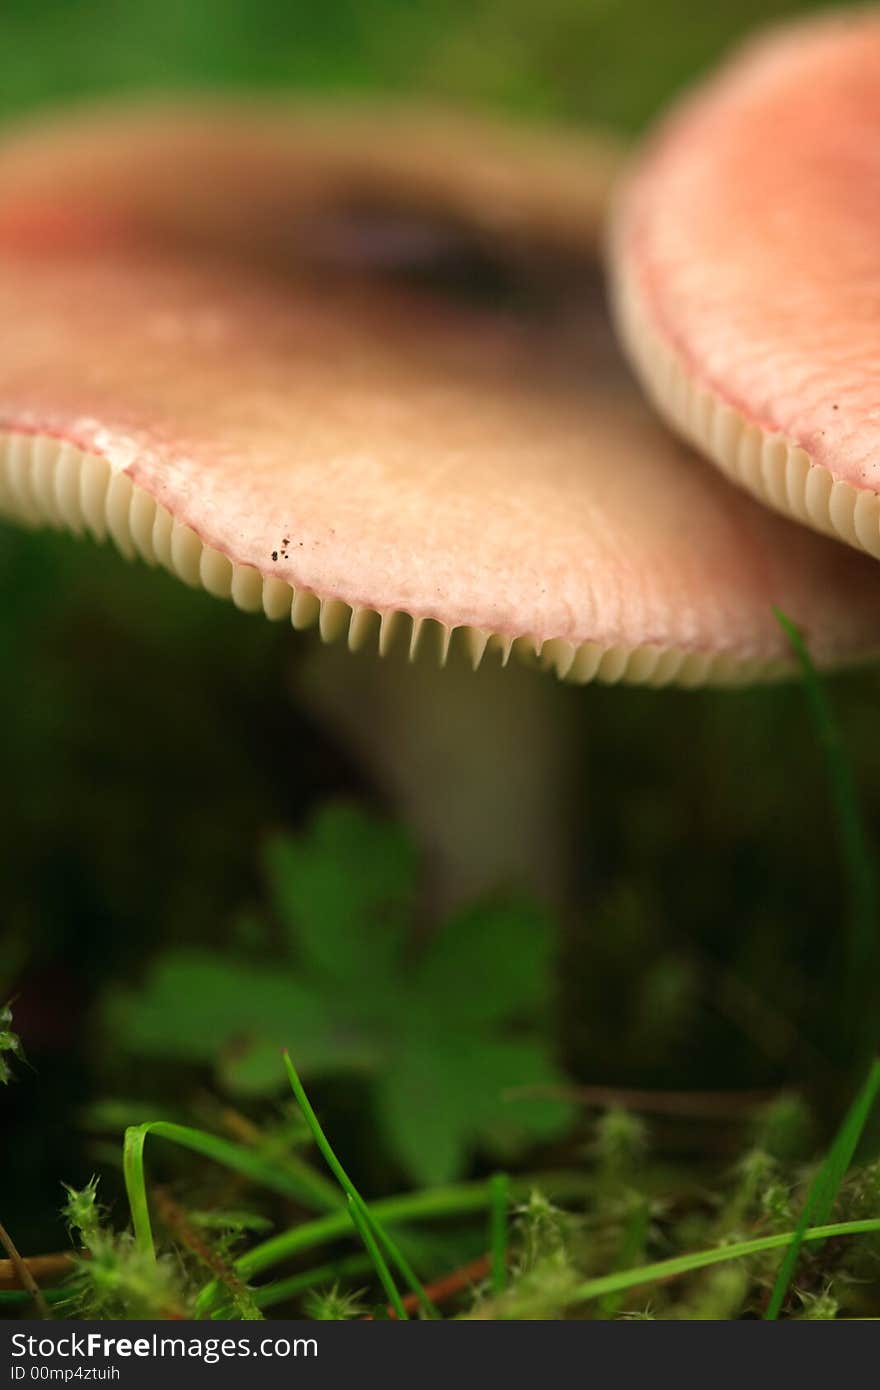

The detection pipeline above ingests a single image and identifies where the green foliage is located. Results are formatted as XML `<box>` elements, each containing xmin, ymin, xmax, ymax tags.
<box><xmin>283</xmin><ymin>1051</ymin><xmax>437</xmax><ymax>1319</ymax></box>
<box><xmin>61</xmin><ymin>1176</ymin><xmax>103</xmax><ymax>1246</ymax></box>
<box><xmin>686</xmin><ymin>1265</ymin><xmax>749</xmax><ymax>1321</ymax></box>
<box><xmin>764</xmin><ymin>1057</ymin><xmax>880</xmax><ymax>1319</ymax></box>
<box><xmin>189</xmin><ymin>1210</ymin><xmax>274</xmax><ymax>1237</ymax></box>
<box><xmin>60</xmin><ymin>1179</ymin><xmax>190</xmax><ymax>1320</ymax></box>
<box><xmin>2</xmin><ymin>1076</ymin><xmax>879</xmax><ymax>1319</ymax></box>
<box><xmin>113</xmin><ymin>803</ymin><xmax>573</xmax><ymax>1184</ymax></box>
<box><xmin>0</xmin><ymin>1002</ymin><xmax>25</xmax><ymax>1085</ymax></box>
<box><xmin>796</xmin><ymin>1286</ymin><xmax>839</xmax><ymax>1320</ymax></box>
<box><xmin>121</xmin><ymin>1118</ymin><xmax>340</xmax><ymax>1229</ymax></box>
<box><xmin>512</xmin><ymin>1190</ymin><xmax>573</xmax><ymax>1272</ymax></box>
<box><xmin>304</xmin><ymin>1281</ymin><xmax>369</xmax><ymax>1320</ymax></box>
<box><xmin>488</xmin><ymin>1172</ymin><xmax>510</xmax><ymax>1295</ymax></box>
<box><xmin>720</xmin><ymin>1148</ymin><xmax>779</xmax><ymax>1236</ymax></box>
<box><xmin>591</xmin><ymin>1108</ymin><xmax>648</xmax><ymax>1180</ymax></box>
<box><xmin>751</xmin><ymin>1092</ymin><xmax>815</xmax><ymax>1163</ymax></box>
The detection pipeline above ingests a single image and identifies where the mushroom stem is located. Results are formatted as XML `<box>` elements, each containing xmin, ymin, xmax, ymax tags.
<box><xmin>296</xmin><ymin>636</ymin><xmax>580</xmax><ymax>915</ymax></box>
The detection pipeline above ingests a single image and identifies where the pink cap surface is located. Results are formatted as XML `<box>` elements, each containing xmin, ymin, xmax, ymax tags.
<box><xmin>610</xmin><ymin>11</ymin><xmax>880</xmax><ymax>561</ymax></box>
<box><xmin>2</xmin><ymin>101</ymin><xmax>880</xmax><ymax>682</ymax></box>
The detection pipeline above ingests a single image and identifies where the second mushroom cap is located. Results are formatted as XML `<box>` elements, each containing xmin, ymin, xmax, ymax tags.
<box><xmin>609</xmin><ymin>9</ymin><xmax>880</xmax><ymax>563</ymax></box>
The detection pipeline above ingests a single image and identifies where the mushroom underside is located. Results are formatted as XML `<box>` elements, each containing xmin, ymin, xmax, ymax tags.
<box><xmin>609</xmin><ymin>10</ymin><xmax>880</xmax><ymax>564</ymax></box>
<box><xmin>4</xmin><ymin>102</ymin><xmax>880</xmax><ymax>685</ymax></box>
<box><xmin>611</xmin><ymin>262</ymin><xmax>880</xmax><ymax>564</ymax></box>
<box><xmin>0</xmin><ymin>427</ymin><xmax>797</xmax><ymax>689</ymax></box>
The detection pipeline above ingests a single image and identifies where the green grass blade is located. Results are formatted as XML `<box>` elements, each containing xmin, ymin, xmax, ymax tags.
<box><xmin>238</xmin><ymin>1187</ymin><xmax>491</xmax><ymax>1280</ymax></box>
<box><xmin>123</xmin><ymin>1119</ymin><xmax>342</xmax><ymax>1260</ymax></box>
<box><xmin>764</xmin><ymin>1056</ymin><xmax>880</xmax><ymax>1319</ymax></box>
<box><xmin>282</xmin><ymin>1053</ymin><xmax>356</xmax><ymax>1195</ymax></box>
<box><xmin>353</xmin><ymin>1207</ymin><xmax>439</xmax><ymax>1319</ymax></box>
<box><xmin>236</xmin><ymin>1170</ymin><xmax>592</xmax><ymax>1279</ymax></box>
<box><xmin>346</xmin><ymin>1195</ymin><xmax>408</xmax><ymax>1320</ymax></box>
<box><xmin>193</xmin><ymin>1278</ymin><xmax>222</xmax><ymax>1320</ymax></box>
<box><xmin>283</xmin><ymin>1051</ymin><xmax>439</xmax><ymax>1317</ymax></box>
<box><xmin>6</xmin><ymin>1218</ymin><xmax>880</xmax><ymax>1316</ymax></box>
<box><xmin>567</xmin><ymin>1217</ymin><xmax>880</xmax><ymax>1311</ymax></box>
<box><xmin>489</xmin><ymin>1173</ymin><xmax>509</xmax><ymax>1296</ymax></box>
<box><xmin>775</xmin><ymin>609</ymin><xmax>879</xmax><ymax>1004</ymax></box>
<box><xmin>598</xmin><ymin>1197</ymin><xmax>651</xmax><ymax>1318</ymax></box>
<box><xmin>123</xmin><ymin>1125</ymin><xmax>155</xmax><ymax>1261</ymax></box>
<box><xmin>211</xmin><ymin>1255</ymin><xmax>374</xmax><ymax>1318</ymax></box>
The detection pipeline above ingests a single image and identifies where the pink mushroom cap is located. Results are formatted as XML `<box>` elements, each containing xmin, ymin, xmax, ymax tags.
<box><xmin>2</xmin><ymin>100</ymin><xmax>880</xmax><ymax>684</ymax></box>
<box><xmin>610</xmin><ymin>9</ymin><xmax>880</xmax><ymax>562</ymax></box>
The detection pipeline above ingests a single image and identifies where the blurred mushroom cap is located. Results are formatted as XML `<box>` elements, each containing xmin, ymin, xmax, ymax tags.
<box><xmin>2</xmin><ymin>100</ymin><xmax>880</xmax><ymax>684</ymax></box>
<box><xmin>610</xmin><ymin>10</ymin><xmax>880</xmax><ymax>562</ymax></box>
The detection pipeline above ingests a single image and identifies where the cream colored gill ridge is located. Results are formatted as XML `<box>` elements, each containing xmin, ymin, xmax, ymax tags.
<box><xmin>0</xmin><ymin>428</ymin><xmax>785</xmax><ymax>689</ymax></box>
<box><xmin>610</xmin><ymin>255</ymin><xmax>880</xmax><ymax>565</ymax></box>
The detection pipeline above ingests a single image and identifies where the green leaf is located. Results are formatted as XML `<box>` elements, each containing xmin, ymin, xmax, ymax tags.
<box><xmin>111</xmin><ymin>802</ymin><xmax>573</xmax><ymax>1178</ymax></box>
<box><xmin>376</xmin><ymin>1029</ymin><xmax>573</xmax><ymax>1186</ymax></box>
<box><xmin>114</xmin><ymin>950</ymin><xmax>381</xmax><ymax>1084</ymax></box>
<box><xmin>464</xmin><ymin>1039</ymin><xmax>574</xmax><ymax>1156</ymax></box>
<box><xmin>219</xmin><ymin>1040</ymin><xmax>300</xmax><ymax>1095</ymax></box>
<box><xmin>265</xmin><ymin>803</ymin><xmax>417</xmax><ymax>986</ymax></box>
<box><xmin>376</xmin><ymin>1041</ymin><xmax>468</xmax><ymax>1185</ymax></box>
<box><xmin>284</xmin><ymin>1053</ymin><xmax>436</xmax><ymax>1318</ymax></box>
<box><xmin>413</xmin><ymin>898</ymin><xmax>554</xmax><ymax>1024</ymax></box>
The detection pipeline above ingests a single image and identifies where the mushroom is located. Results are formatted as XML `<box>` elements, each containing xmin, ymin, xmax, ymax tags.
<box><xmin>3</xmin><ymin>99</ymin><xmax>880</xmax><ymax>905</ymax></box>
<box><xmin>609</xmin><ymin>9</ymin><xmax>880</xmax><ymax>561</ymax></box>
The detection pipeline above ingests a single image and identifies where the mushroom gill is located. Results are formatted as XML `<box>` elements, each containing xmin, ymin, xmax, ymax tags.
<box><xmin>609</xmin><ymin>10</ymin><xmax>880</xmax><ymax>563</ymax></box>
